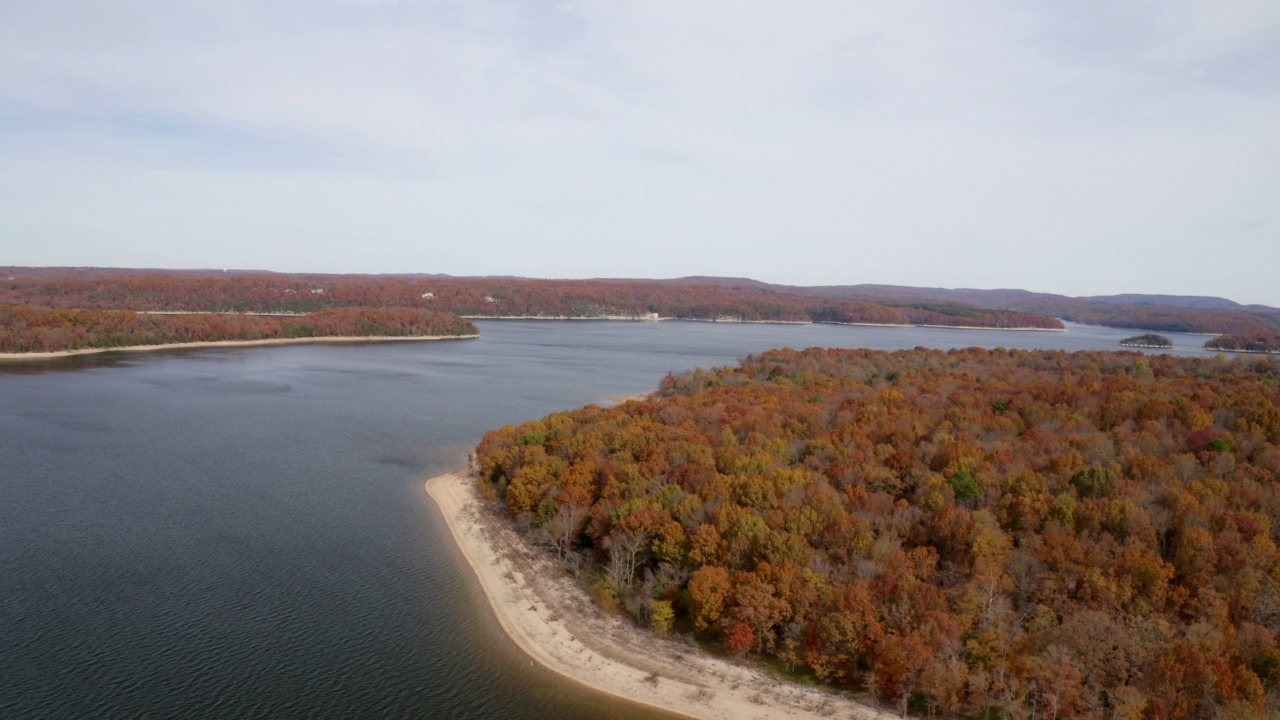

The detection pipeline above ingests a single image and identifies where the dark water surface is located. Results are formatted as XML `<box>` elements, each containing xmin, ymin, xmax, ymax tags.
<box><xmin>0</xmin><ymin>321</ymin><xmax>1210</xmax><ymax>718</ymax></box>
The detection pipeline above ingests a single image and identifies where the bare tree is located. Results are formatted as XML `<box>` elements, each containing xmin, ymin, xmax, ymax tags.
<box><xmin>605</xmin><ymin>529</ymin><xmax>649</xmax><ymax>592</ymax></box>
<box><xmin>547</xmin><ymin>504</ymin><xmax>587</xmax><ymax>562</ymax></box>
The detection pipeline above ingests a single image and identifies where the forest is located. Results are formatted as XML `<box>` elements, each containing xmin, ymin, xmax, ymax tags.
<box><xmin>9</xmin><ymin>266</ymin><xmax>1280</xmax><ymax>336</ymax></box>
<box><xmin>813</xmin><ymin>285</ymin><xmax>1280</xmax><ymax>338</ymax></box>
<box><xmin>0</xmin><ymin>304</ymin><xmax>477</xmax><ymax>353</ymax></box>
<box><xmin>1206</xmin><ymin>334</ymin><xmax>1280</xmax><ymax>355</ymax></box>
<box><xmin>1067</xmin><ymin>307</ymin><xmax>1276</xmax><ymax>337</ymax></box>
<box><xmin>0</xmin><ymin>269</ymin><xmax>1062</xmax><ymax>329</ymax></box>
<box><xmin>476</xmin><ymin>347</ymin><xmax>1280</xmax><ymax>718</ymax></box>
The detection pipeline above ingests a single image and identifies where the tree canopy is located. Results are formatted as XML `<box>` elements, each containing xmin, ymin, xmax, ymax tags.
<box><xmin>1120</xmin><ymin>334</ymin><xmax>1172</xmax><ymax>348</ymax></box>
<box><xmin>1207</xmin><ymin>334</ymin><xmax>1280</xmax><ymax>355</ymax></box>
<box><xmin>0</xmin><ymin>304</ymin><xmax>476</xmax><ymax>353</ymax></box>
<box><xmin>477</xmin><ymin>347</ymin><xmax>1280</xmax><ymax>718</ymax></box>
<box><xmin>0</xmin><ymin>269</ymin><xmax>1061</xmax><ymax>329</ymax></box>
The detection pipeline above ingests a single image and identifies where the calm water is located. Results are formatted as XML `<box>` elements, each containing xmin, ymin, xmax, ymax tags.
<box><xmin>0</xmin><ymin>321</ymin><xmax>1211</xmax><ymax>718</ymax></box>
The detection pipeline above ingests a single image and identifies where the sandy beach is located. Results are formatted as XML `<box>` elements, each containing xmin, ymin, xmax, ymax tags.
<box><xmin>0</xmin><ymin>334</ymin><xmax>479</xmax><ymax>361</ymax></box>
<box><xmin>424</xmin><ymin>468</ymin><xmax>891</xmax><ymax>720</ymax></box>
<box><xmin>603</xmin><ymin>391</ymin><xmax>654</xmax><ymax>406</ymax></box>
<box><xmin>463</xmin><ymin>315</ymin><xmax>1061</xmax><ymax>331</ymax></box>
<box><xmin>816</xmin><ymin>321</ymin><xmax>1065</xmax><ymax>331</ymax></box>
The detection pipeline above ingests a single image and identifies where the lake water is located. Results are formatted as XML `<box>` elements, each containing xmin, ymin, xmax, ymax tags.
<box><xmin>0</xmin><ymin>321</ymin><xmax>1213</xmax><ymax>718</ymax></box>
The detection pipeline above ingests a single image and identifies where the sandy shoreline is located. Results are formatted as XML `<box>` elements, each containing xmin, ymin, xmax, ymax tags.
<box><xmin>0</xmin><ymin>334</ymin><xmax>479</xmax><ymax>361</ymax></box>
<box><xmin>603</xmin><ymin>391</ymin><xmax>654</xmax><ymax>406</ymax></box>
<box><xmin>465</xmin><ymin>315</ymin><xmax>1062</xmax><ymax>331</ymax></box>
<box><xmin>815</xmin><ymin>321</ymin><xmax>1064</xmax><ymax>331</ymax></box>
<box><xmin>463</xmin><ymin>315</ymin><xmax>663</xmax><ymax>321</ymax></box>
<box><xmin>424</xmin><ymin>468</ymin><xmax>890</xmax><ymax>720</ymax></box>
<box><xmin>1210</xmin><ymin>347</ymin><xmax>1280</xmax><ymax>355</ymax></box>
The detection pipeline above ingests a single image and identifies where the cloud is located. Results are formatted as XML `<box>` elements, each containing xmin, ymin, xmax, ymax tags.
<box><xmin>1</xmin><ymin>1</ymin><xmax>1277</xmax><ymax>304</ymax></box>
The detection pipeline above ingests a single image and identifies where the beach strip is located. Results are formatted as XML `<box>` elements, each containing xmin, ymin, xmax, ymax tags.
<box><xmin>424</xmin><ymin>467</ymin><xmax>890</xmax><ymax>720</ymax></box>
<box><xmin>0</xmin><ymin>334</ymin><xmax>478</xmax><ymax>361</ymax></box>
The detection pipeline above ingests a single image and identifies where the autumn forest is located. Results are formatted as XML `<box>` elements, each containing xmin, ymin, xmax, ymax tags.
<box><xmin>477</xmin><ymin>348</ymin><xmax>1280</xmax><ymax>718</ymax></box>
<box><xmin>0</xmin><ymin>304</ymin><xmax>477</xmax><ymax>353</ymax></box>
<box><xmin>7</xmin><ymin>268</ymin><xmax>1280</xmax><ymax>355</ymax></box>
<box><xmin>0</xmin><ymin>268</ymin><xmax>1064</xmax><ymax>329</ymax></box>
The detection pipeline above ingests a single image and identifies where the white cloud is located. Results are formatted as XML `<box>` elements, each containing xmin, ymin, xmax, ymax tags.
<box><xmin>1</xmin><ymin>0</ymin><xmax>1277</xmax><ymax>304</ymax></box>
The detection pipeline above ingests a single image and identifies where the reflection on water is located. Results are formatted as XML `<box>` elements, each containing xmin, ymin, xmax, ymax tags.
<box><xmin>0</xmin><ymin>321</ymin><xmax>1211</xmax><ymax>718</ymax></box>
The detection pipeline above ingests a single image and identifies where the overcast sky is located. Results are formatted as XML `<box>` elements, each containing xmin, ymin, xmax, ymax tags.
<box><xmin>2</xmin><ymin>1</ymin><xmax>1278</xmax><ymax>304</ymax></box>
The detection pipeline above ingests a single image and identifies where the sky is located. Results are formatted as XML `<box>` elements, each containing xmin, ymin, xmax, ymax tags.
<box><xmin>2</xmin><ymin>1</ymin><xmax>1278</xmax><ymax>305</ymax></box>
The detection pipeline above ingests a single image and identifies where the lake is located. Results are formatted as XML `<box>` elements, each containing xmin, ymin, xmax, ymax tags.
<box><xmin>0</xmin><ymin>321</ymin><xmax>1212</xmax><ymax>718</ymax></box>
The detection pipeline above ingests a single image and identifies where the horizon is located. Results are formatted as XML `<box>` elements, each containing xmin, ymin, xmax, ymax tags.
<box><xmin>6</xmin><ymin>263</ymin><xmax>1277</xmax><ymax>310</ymax></box>
<box><xmin>3</xmin><ymin>2</ymin><xmax>1277</xmax><ymax>305</ymax></box>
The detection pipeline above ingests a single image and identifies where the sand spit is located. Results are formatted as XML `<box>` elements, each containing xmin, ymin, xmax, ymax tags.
<box><xmin>602</xmin><ymin>391</ymin><xmax>654</xmax><ymax>406</ymax></box>
<box><xmin>462</xmin><ymin>315</ymin><xmax>663</xmax><ymax>321</ymax></box>
<box><xmin>424</xmin><ymin>468</ymin><xmax>891</xmax><ymax>720</ymax></box>
<box><xmin>465</xmin><ymin>315</ymin><xmax>1062</xmax><ymax>331</ymax></box>
<box><xmin>911</xmin><ymin>324</ymin><xmax>1064</xmax><ymax>332</ymax></box>
<box><xmin>815</xmin><ymin>321</ymin><xmax>1065</xmax><ymax>332</ymax></box>
<box><xmin>0</xmin><ymin>334</ymin><xmax>479</xmax><ymax>361</ymax></box>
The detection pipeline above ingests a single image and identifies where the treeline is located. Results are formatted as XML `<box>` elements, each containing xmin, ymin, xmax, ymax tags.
<box><xmin>477</xmin><ymin>347</ymin><xmax>1280</xmax><ymax>718</ymax></box>
<box><xmin>0</xmin><ymin>305</ymin><xmax>477</xmax><ymax>353</ymax></box>
<box><xmin>1208</xmin><ymin>334</ymin><xmax>1280</xmax><ymax>354</ymax></box>
<box><xmin>0</xmin><ymin>269</ymin><xmax>1063</xmax><ymax>329</ymax></box>
<box><xmin>809</xmin><ymin>285</ymin><xmax>1280</xmax><ymax>337</ymax></box>
<box><xmin>1069</xmin><ymin>307</ymin><xmax>1276</xmax><ymax>336</ymax></box>
<box><xmin>11</xmin><ymin>267</ymin><xmax>1280</xmax><ymax>335</ymax></box>
<box><xmin>887</xmin><ymin>302</ymin><xmax>1059</xmax><ymax>330</ymax></box>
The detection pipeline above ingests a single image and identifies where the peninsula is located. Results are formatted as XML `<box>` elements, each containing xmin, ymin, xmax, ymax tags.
<box><xmin>470</xmin><ymin>348</ymin><xmax>1280</xmax><ymax>718</ymax></box>
<box><xmin>424</xmin><ymin>467</ymin><xmax>889</xmax><ymax>720</ymax></box>
<box><xmin>1205</xmin><ymin>332</ymin><xmax>1280</xmax><ymax>354</ymax></box>
<box><xmin>0</xmin><ymin>334</ymin><xmax>477</xmax><ymax>361</ymax></box>
<box><xmin>0</xmin><ymin>304</ymin><xmax>478</xmax><ymax>359</ymax></box>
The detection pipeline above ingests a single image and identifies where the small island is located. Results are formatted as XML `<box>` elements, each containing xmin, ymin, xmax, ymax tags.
<box><xmin>1119</xmin><ymin>333</ymin><xmax>1172</xmax><ymax>348</ymax></box>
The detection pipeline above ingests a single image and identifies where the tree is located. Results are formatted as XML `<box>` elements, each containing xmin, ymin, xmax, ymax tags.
<box><xmin>548</xmin><ymin>503</ymin><xmax>588</xmax><ymax>562</ymax></box>
<box><xmin>688</xmin><ymin>565</ymin><xmax>732</xmax><ymax>633</ymax></box>
<box><xmin>604</xmin><ymin>529</ymin><xmax>649</xmax><ymax>593</ymax></box>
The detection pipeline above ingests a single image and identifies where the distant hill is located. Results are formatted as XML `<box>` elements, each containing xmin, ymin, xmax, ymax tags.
<box><xmin>646</xmin><ymin>276</ymin><xmax>775</xmax><ymax>288</ymax></box>
<box><xmin>4</xmin><ymin>267</ymin><xmax>1277</xmax><ymax>335</ymax></box>
<box><xmin>793</xmin><ymin>284</ymin><xmax>1272</xmax><ymax>312</ymax></box>
<box><xmin>0</xmin><ymin>268</ymin><xmax>1061</xmax><ymax>330</ymax></box>
<box><xmin>779</xmin><ymin>283</ymin><xmax>1280</xmax><ymax>335</ymax></box>
<box><xmin>1083</xmin><ymin>294</ymin><xmax>1243</xmax><ymax>310</ymax></box>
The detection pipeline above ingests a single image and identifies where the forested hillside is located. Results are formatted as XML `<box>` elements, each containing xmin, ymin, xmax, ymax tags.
<box><xmin>804</xmin><ymin>284</ymin><xmax>1280</xmax><ymax>336</ymax></box>
<box><xmin>0</xmin><ymin>269</ymin><xmax>1062</xmax><ymax>329</ymax></box>
<box><xmin>477</xmin><ymin>348</ymin><xmax>1280</xmax><ymax>718</ymax></box>
<box><xmin>0</xmin><ymin>305</ymin><xmax>476</xmax><ymax>353</ymax></box>
<box><xmin>9</xmin><ymin>266</ymin><xmax>1280</xmax><ymax>334</ymax></box>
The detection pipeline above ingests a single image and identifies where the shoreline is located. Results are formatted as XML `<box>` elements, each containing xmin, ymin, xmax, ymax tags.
<box><xmin>0</xmin><ymin>334</ymin><xmax>479</xmax><ymax>361</ymax></box>
<box><xmin>467</xmin><ymin>315</ymin><xmax>1064</xmax><ymax>331</ymax></box>
<box><xmin>912</xmin><ymin>323</ymin><xmax>1064</xmax><ymax>331</ymax></box>
<box><xmin>816</xmin><ymin>321</ymin><xmax>1065</xmax><ymax>332</ymax></box>
<box><xmin>603</xmin><ymin>391</ymin><xmax>654</xmax><ymax>406</ymax></box>
<box><xmin>423</xmin><ymin>467</ymin><xmax>890</xmax><ymax>720</ymax></box>
<box><xmin>1205</xmin><ymin>347</ymin><xmax>1280</xmax><ymax>355</ymax></box>
<box><xmin>463</xmin><ymin>315</ymin><xmax>663</xmax><ymax>321</ymax></box>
